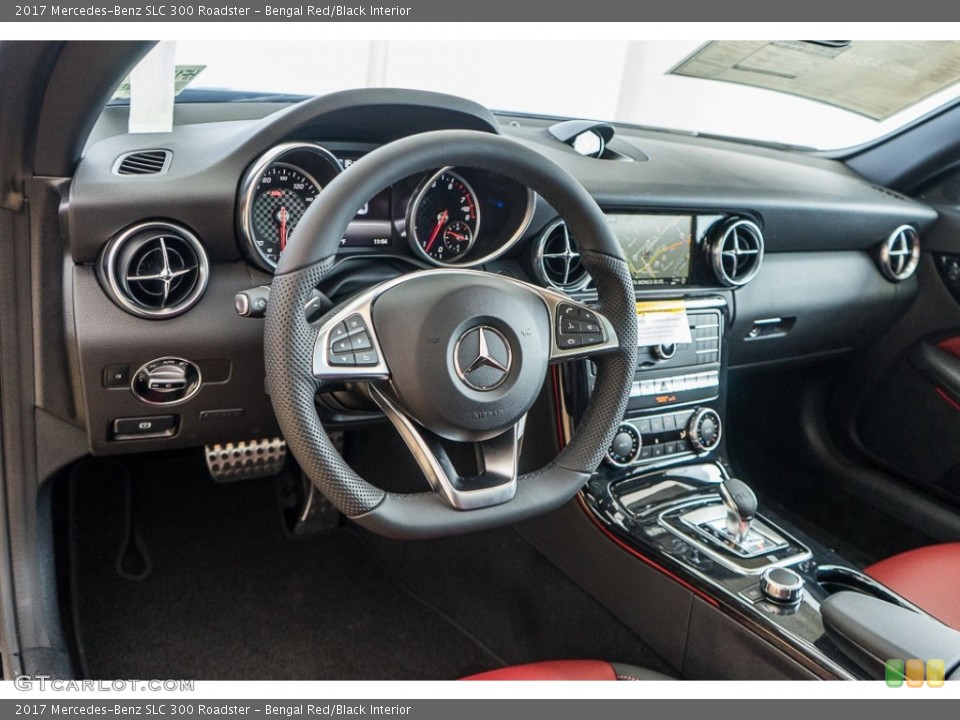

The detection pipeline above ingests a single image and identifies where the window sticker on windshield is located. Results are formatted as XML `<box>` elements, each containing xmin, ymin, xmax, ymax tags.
<box><xmin>113</xmin><ymin>65</ymin><xmax>206</xmax><ymax>100</ymax></box>
<box><xmin>635</xmin><ymin>301</ymin><xmax>693</xmax><ymax>346</ymax></box>
<box><xmin>671</xmin><ymin>41</ymin><xmax>960</xmax><ymax>121</ymax></box>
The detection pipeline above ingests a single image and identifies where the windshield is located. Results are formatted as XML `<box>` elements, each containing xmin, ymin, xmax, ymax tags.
<box><xmin>114</xmin><ymin>40</ymin><xmax>960</xmax><ymax>152</ymax></box>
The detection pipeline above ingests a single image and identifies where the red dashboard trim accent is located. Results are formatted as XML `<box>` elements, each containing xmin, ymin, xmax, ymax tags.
<box><xmin>935</xmin><ymin>386</ymin><xmax>960</xmax><ymax>413</ymax></box>
<box><xmin>576</xmin><ymin>495</ymin><xmax>720</xmax><ymax>608</ymax></box>
<box><xmin>550</xmin><ymin>366</ymin><xmax>566</xmax><ymax>450</ymax></box>
<box><xmin>937</xmin><ymin>337</ymin><xmax>960</xmax><ymax>358</ymax></box>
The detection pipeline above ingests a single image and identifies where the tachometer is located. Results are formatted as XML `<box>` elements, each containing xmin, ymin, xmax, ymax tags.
<box><xmin>408</xmin><ymin>169</ymin><xmax>480</xmax><ymax>264</ymax></box>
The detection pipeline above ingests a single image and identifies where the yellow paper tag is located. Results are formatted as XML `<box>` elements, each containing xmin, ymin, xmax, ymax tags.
<box><xmin>635</xmin><ymin>301</ymin><xmax>692</xmax><ymax>346</ymax></box>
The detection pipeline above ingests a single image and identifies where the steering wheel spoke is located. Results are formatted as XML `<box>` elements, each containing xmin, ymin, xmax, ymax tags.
<box><xmin>368</xmin><ymin>384</ymin><xmax>522</xmax><ymax>510</ymax></box>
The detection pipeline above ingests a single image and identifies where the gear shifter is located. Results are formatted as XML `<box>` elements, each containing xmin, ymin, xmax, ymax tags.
<box><xmin>719</xmin><ymin>477</ymin><xmax>757</xmax><ymax>544</ymax></box>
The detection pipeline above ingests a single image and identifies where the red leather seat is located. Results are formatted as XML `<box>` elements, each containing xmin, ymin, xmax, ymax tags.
<box><xmin>463</xmin><ymin>660</ymin><xmax>672</xmax><ymax>681</ymax></box>
<box><xmin>864</xmin><ymin>543</ymin><xmax>960</xmax><ymax>631</ymax></box>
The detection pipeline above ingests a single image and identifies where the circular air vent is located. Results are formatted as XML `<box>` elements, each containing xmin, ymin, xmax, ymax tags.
<box><xmin>98</xmin><ymin>222</ymin><xmax>209</xmax><ymax>319</ymax></box>
<box><xmin>879</xmin><ymin>225</ymin><xmax>920</xmax><ymax>282</ymax></box>
<box><xmin>533</xmin><ymin>219</ymin><xmax>591</xmax><ymax>292</ymax></box>
<box><xmin>707</xmin><ymin>218</ymin><xmax>765</xmax><ymax>287</ymax></box>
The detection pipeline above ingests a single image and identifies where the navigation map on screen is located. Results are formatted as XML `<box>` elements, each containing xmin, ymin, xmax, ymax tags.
<box><xmin>605</xmin><ymin>214</ymin><xmax>692</xmax><ymax>285</ymax></box>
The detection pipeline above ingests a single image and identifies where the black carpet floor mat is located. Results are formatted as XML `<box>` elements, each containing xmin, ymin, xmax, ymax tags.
<box><xmin>67</xmin><ymin>455</ymin><xmax>498</xmax><ymax>680</ymax></box>
<box><xmin>65</xmin><ymin>452</ymin><xmax>674</xmax><ymax>680</ymax></box>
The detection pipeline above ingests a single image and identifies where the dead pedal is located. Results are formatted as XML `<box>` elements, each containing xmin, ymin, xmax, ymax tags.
<box><xmin>205</xmin><ymin>437</ymin><xmax>287</xmax><ymax>482</ymax></box>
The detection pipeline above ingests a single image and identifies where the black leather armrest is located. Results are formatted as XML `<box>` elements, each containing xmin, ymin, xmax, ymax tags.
<box><xmin>822</xmin><ymin>591</ymin><xmax>960</xmax><ymax>679</ymax></box>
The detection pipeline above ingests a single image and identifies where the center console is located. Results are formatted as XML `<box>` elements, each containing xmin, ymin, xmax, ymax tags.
<box><xmin>548</xmin><ymin>210</ymin><xmax>950</xmax><ymax>680</ymax></box>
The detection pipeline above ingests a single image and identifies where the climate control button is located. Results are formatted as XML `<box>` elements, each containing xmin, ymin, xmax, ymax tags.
<box><xmin>687</xmin><ymin>408</ymin><xmax>722</xmax><ymax>454</ymax></box>
<box><xmin>606</xmin><ymin>423</ymin><xmax>642</xmax><ymax>466</ymax></box>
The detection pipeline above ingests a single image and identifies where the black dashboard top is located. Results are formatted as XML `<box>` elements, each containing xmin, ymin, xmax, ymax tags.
<box><xmin>68</xmin><ymin>87</ymin><xmax>938</xmax><ymax>273</ymax></box>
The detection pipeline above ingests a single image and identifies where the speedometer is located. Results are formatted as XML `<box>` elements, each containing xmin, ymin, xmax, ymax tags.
<box><xmin>249</xmin><ymin>164</ymin><xmax>320</xmax><ymax>266</ymax></box>
<box><xmin>237</xmin><ymin>143</ymin><xmax>343</xmax><ymax>272</ymax></box>
<box><xmin>408</xmin><ymin>169</ymin><xmax>480</xmax><ymax>264</ymax></box>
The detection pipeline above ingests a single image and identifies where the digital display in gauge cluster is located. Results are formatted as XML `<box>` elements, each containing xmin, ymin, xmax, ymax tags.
<box><xmin>337</xmin><ymin>156</ymin><xmax>394</xmax><ymax>250</ymax></box>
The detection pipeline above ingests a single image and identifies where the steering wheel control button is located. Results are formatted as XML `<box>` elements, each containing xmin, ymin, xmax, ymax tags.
<box><xmin>454</xmin><ymin>326</ymin><xmax>512</xmax><ymax>391</ymax></box>
<box><xmin>559</xmin><ymin>317</ymin><xmax>586</xmax><ymax>334</ymax></box>
<box><xmin>131</xmin><ymin>358</ymin><xmax>202</xmax><ymax>406</ymax></box>
<box><xmin>760</xmin><ymin>567</ymin><xmax>805</xmax><ymax>605</ymax></box>
<box><xmin>111</xmin><ymin>414</ymin><xmax>178</xmax><ymax>440</ymax></box>
<box><xmin>324</xmin><ymin>315</ymin><xmax>379</xmax><ymax>367</ymax></box>
<box><xmin>328</xmin><ymin>352</ymin><xmax>356</xmax><ymax>366</ymax></box>
<box><xmin>329</xmin><ymin>322</ymin><xmax>349</xmax><ymax>343</ymax></box>
<box><xmin>556</xmin><ymin>303</ymin><xmax>606</xmax><ymax>349</ymax></box>
<box><xmin>355</xmin><ymin>350</ymin><xmax>379</xmax><ymax>366</ymax></box>
<box><xmin>331</xmin><ymin>337</ymin><xmax>353</xmax><ymax>355</ymax></box>
<box><xmin>345</xmin><ymin>315</ymin><xmax>366</xmax><ymax>334</ymax></box>
<box><xmin>350</xmin><ymin>331</ymin><xmax>373</xmax><ymax>351</ymax></box>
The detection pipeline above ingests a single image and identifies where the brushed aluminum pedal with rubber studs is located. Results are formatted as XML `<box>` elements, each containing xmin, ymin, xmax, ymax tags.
<box><xmin>205</xmin><ymin>436</ymin><xmax>287</xmax><ymax>482</ymax></box>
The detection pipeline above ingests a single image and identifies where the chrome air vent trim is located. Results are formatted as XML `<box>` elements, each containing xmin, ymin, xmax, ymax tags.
<box><xmin>533</xmin><ymin>219</ymin><xmax>592</xmax><ymax>292</ymax></box>
<box><xmin>98</xmin><ymin>221</ymin><xmax>209</xmax><ymax>319</ymax></box>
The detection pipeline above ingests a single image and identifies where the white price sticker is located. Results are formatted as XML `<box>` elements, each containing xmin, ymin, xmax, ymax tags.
<box><xmin>635</xmin><ymin>301</ymin><xmax>692</xmax><ymax>346</ymax></box>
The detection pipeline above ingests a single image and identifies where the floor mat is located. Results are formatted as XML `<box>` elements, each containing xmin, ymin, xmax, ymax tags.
<box><xmin>67</xmin><ymin>451</ymin><xmax>675</xmax><ymax>680</ymax></box>
<box><xmin>357</xmin><ymin>527</ymin><xmax>677</xmax><ymax>675</ymax></box>
<box><xmin>67</xmin><ymin>454</ymin><xmax>499</xmax><ymax>680</ymax></box>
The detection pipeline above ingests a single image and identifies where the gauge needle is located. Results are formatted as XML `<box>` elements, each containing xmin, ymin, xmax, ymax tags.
<box><xmin>425</xmin><ymin>209</ymin><xmax>448</xmax><ymax>253</ymax></box>
<box><xmin>279</xmin><ymin>206</ymin><xmax>288</xmax><ymax>251</ymax></box>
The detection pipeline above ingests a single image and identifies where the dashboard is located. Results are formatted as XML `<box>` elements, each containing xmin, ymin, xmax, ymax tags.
<box><xmin>62</xmin><ymin>88</ymin><xmax>939</xmax><ymax>457</ymax></box>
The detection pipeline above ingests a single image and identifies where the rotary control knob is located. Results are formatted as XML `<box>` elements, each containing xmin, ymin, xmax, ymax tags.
<box><xmin>760</xmin><ymin>567</ymin><xmax>805</xmax><ymax>605</ymax></box>
<box><xmin>687</xmin><ymin>408</ymin><xmax>722</xmax><ymax>453</ymax></box>
<box><xmin>131</xmin><ymin>357</ymin><xmax>202</xmax><ymax>406</ymax></box>
<box><xmin>653</xmin><ymin>343</ymin><xmax>677</xmax><ymax>360</ymax></box>
<box><xmin>606</xmin><ymin>423</ymin><xmax>642</xmax><ymax>466</ymax></box>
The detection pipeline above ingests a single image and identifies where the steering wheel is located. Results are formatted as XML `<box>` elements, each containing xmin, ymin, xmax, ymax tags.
<box><xmin>264</xmin><ymin>129</ymin><xmax>638</xmax><ymax>539</ymax></box>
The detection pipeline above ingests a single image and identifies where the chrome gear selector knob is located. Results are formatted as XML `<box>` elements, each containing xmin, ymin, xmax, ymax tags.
<box><xmin>719</xmin><ymin>477</ymin><xmax>757</xmax><ymax>543</ymax></box>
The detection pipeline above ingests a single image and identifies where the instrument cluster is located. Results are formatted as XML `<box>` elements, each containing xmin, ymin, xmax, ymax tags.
<box><xmin>236</xmin><ymin>142</ymin><xmax>535</xmax><ymax>273</ymax></box>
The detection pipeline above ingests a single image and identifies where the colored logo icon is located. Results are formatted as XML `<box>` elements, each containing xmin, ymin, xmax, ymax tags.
<box><xmin>927</xmin><ymin>660</ymin><xmax>946</xmax><ymax>688</ymax></box>
<box><xmin>885</xmin><ymin>659</ymin><xmax>946</xmax><ymax>687</ymax></box>
<box><xmin>885</xmin><ymin>659</ymin><xmax>904</xmax><ymax>687</ymax></box>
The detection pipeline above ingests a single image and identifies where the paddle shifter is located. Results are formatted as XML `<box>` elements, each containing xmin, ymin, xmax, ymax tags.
<box><xmin>718</xmin><ymin>477</ymin><xmax>757</xmax><ymax>544</ymax></box>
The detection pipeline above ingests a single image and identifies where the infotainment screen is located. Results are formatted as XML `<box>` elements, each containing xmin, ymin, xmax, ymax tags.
<box><xmin>604</xmin><ymin>214</ymin><xmax>693</xmax><ymax>286</ymax></box>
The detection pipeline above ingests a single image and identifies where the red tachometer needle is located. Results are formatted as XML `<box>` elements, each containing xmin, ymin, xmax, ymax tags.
<box><xmin>279</xmin><ymin>206</ymin><xmax>289</xmax><ymax>252</ymax></box>
<box><xmin>425</xmin><ymin>209</ymin><xmax>449</xmax><ymax>253</ymax></box>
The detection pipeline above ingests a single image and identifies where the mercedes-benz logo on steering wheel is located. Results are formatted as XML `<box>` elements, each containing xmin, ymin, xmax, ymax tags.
<box><xmin>454</xmin><ymin>326</ymin><xmax>512</xmax><ymax>391</ymax></box>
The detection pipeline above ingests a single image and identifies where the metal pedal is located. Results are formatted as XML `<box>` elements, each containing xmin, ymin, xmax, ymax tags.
<box><xmin>205</xmin><ymin>437</ymin><xmax>287</xmax><ymax>482</ymax></box>
<box><xmin>277</xmin><ymin>430</ymin><xmax>343</xmax><ymax>536</ymax></box>
<box><xmin>291</xmin><ymin>475</ymin><xmax>341</xmax><ymax>536</ymax></box>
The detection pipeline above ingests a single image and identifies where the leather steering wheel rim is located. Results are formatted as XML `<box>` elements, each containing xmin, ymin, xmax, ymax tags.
<box><xmin>264</xmin><ymin>129</ymin><xmax>638</xmax><ymax>539</ymax></box>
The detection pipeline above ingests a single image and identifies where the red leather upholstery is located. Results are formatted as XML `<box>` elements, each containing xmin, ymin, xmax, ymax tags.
<box><xmin>463</xmin><ymin>660</ymin><xmax>619</xmax><ymax>681</ymax></box>
<box><xmin>865</xmin><ymin>543</ymin><xmax>960</xmax><ymax>631</ymax></box>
